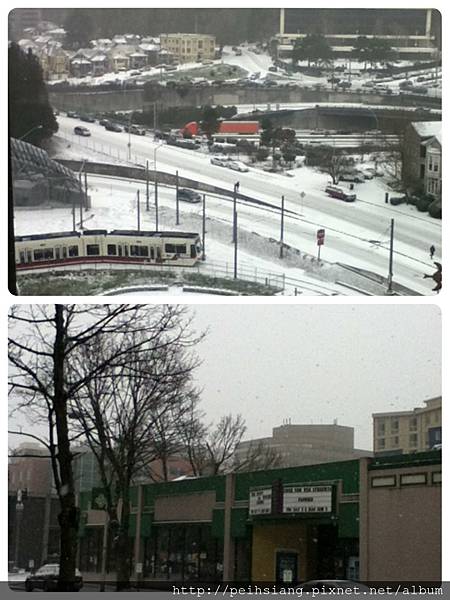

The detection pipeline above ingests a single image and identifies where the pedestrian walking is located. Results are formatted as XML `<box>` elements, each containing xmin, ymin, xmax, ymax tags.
<box><xmin>430</xmin><ymin>245</ymin><xmax>436</xmax><ymax>259</ymax></box>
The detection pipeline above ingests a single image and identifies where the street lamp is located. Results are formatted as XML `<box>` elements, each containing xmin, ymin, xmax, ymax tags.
<box><xmin>14</xmin><ymin>490</ymin><xmax>25</xmax><ymax>569</ymax></box>
<box><xmin>18</xmin><ymin>125</ymin><xmax>43</xmax><ymax>141</ymax></box>
<box><xmin>232</xmin><ymin>182</ymin><xmax>240</xmax><ymax>243</ymax></box>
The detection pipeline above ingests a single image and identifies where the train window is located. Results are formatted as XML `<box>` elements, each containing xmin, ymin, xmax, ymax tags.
<box><xmin>165</xmin><ymin>244</ymin><xmax>186</xmax><ymax>254</ymax></box>
<box><xmin>27</xmin><ymin>250</ymin><xmax>32</xmax><ymax>263</ymax></box>
<box><xmin>68</xmin><ymin>245</ymin><xmax>79</xmax><ymax>257</ymax></box>
<box><xmin>130</xmin><ymin>245</ymin><xmax>149</xmax><ymax>257</ymax></box>
<box><xmin>150</xmin><ymin>247</ymin><xmax>155</xmax><ymax>260</ymax></box>
<box><xmin>156</xmin><ymin>247</ymin><xmax>162</xmax><ymax>260</ymax></box>
<box><xmin>86</xmin><ymin>244</ymin><xmax>100</xmax><ymax>256</ymax></box>
<box><xmin>124</xmin><ymin>246</ymin><xmax>129</xmax><ymax>257</ymax></box>
<box><xmin>55</xmin><ymin>247</ymin><xmax>61</xmax><ymax>260</ymax></box>
<box><xmin>19</xmin><ymin>251</ymin><xmax>26</xmax><ymax>264</ymax></box>
<box><xmin>33</xmin><ymin>248</ymin><xmax>54</xmax><ymax>261</ymax></box>
<box><xmin>191</xmin><ymin>244</ymin><xmax>197</xmax><ymax>258</ymax></box>
<box><xmin>62</xmin><ymin>247</ymin><xmax>67</xmax><ymax>259</ymax></box>
<box><xmin>107</xmin><ymin>244</ymin><xmax>117</xmax><ymax>256</ymax></box>
<box><xmin>118</xmin><ymin>245</ymin><xmax>123</xmax><ymax>257</ymax></box>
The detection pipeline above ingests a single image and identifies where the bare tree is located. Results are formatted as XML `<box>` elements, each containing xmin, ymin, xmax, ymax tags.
<box><xmin>8</xmin><ymin>304</ymin><xmax>191</xmax><ymax>591</ymax></box>
<box><xmin>305</xmin><ymin>145</ymin><xmax>354</xmax><ymax>184</ymax></box>
<box><xmin>233</xmin><ymin>440</ymin><xmax>282</xmax><ymax>473</ymax></box>
<box><xmin>68</xmin><ymin>307</ymin><xmax>203</xmax><ymax>590</ymax></box>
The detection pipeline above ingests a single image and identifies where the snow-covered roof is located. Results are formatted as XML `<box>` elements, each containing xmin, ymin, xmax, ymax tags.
<box><xmin>423</xmin><ymin>133</ymin><xmax>442</xmax><ymax>147</ymax></box>
<box><xmin>130</xmin><ymin>52</ymin><xmax>147</xmax><ymax>57</ymax></box>
<box><xmin>91</xmin><ymin>54</ymin><xmax>107</xmax><ymax>62</ymax></box>
<box><xmin>412</xmin><ymin>121</ymin><xmax>441</xmax><ymax>138</ymax></box>
<box><xmin>139</xmin><ymin>43</ymin><xmax>158</xmax><ymax>52</ymax></box>
<box><xmin>71</xmin><ymin>58</ymin><xmax>92</xmax><ymax>65</ymax></box>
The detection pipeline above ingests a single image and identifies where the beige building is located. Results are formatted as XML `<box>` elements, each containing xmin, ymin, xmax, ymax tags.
<box><xmin>423</xmin><ymin>135</ymin><xmax>442</xmax><ymax>199</ymax></box>
<box><xmin>373</xmin><ymin>396</ymin><xmax>442</xmax><ymax>455</ymax></box>
<box><xmin>359</xmin><ymin>451</ymin><xmax>441</xmax><ymax>582</ymax></box>
<box><xmin>159</xmin><ymin>33</ymin><xmax>215</xmax><ymax>63</ymax></box>
<box><xmin>235</xmin><ymin>422</ymin><xmax>372</xmax><ymax>468</ymax></box>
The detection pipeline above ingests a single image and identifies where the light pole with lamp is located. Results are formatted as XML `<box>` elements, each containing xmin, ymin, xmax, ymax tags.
<box><xmin>153</xmin><ymin>143</ymin><xmax>164</xmax><ymax>231</ymax></box>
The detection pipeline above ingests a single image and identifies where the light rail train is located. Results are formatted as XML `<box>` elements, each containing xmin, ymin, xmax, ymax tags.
<box><xmin>15</xmin><ymin>229</ymin><xmax>202</xmax><ymax>270</ymax></box>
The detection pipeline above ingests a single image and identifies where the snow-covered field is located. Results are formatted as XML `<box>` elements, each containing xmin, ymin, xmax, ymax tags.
<box><xmin>15</xmin><ymin>115</ymin><xmax>441</xmax><ymax>296</ymax></box>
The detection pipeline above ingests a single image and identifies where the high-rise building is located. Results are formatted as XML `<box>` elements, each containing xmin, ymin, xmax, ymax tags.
<box><xmin>235</xmin><ymin>422</ymin><xmax>372</xmax><ymax>469</ymax></box>
<box><xmin>372</xmin><ymin>396</ymin><xmax>441</xmax><ymax>455</ymax></box>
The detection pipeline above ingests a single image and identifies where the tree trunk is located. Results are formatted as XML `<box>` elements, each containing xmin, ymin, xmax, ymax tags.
<box><xmin>116</xmin><ymin>487</ymin><xmax>132</xmax><ymax>591</ymax></box>
<box><xmin>54</xmin><ymin>305</ymin><xmax>78</xmax><ymax>592</ymax></box>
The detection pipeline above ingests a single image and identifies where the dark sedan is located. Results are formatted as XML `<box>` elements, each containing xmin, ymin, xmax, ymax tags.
<box><xmin>25</xmin><ymin>564</ymin><xmax>83</xmax><ymax>592</ymax></box>
<box><xmin>104</xmin><ymin>122</ymin><xmax>123</xmax><ymax>132</ymax></box>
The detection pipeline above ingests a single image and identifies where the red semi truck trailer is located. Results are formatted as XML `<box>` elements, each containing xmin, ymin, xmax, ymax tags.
<box><xmin>181</xmin><ymin>120</ymin><xmax>260</xmax><ymax>137</ymax></box>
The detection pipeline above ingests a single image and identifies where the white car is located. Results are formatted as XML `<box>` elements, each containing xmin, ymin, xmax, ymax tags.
<box><xmin>228</xmin><ymin>161</ymin><xmax>249</xmax><ymax>172</ymax></box>
<box><xmin>210</xmin><ymin>157</ymin><xmax>225</xmax><ymax>166</ymax></box>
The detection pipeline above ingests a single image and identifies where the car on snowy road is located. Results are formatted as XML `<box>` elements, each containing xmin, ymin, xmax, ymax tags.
<box><xmin>25</xmin><ymin>564</ymin><xmax>83</xmax><ymax>592</ymax></box>
<box><xmin>228</xmin><ymin>161</ymin><xmax>249</xmax><ymax>172</ymax></box>
<box><xmin>104</xmin><ymin>122</ymin><xmax>123</xmax><ymax>132</ymax></box>
<box><xmin>74</xmin><ymin>126</ymin><xmax>91</xmax><ymax>136</ymax></box>
<box><xmin>177</xmin><ymin>188</ymin><xmax>202</xmax><ymax>203</ymax></box>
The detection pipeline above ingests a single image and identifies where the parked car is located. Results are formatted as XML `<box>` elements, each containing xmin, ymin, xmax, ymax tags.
<box><xmin>325</xmin><ymin>185</ymin><xmax>356</xmax><ymax>202</ymax></box>
<box><xmin>201</xmin><ymin>59</ymin><xmax>214</xmax><ymax>65</ymax></box>
<box><xmin>210</xmin><ymin>157</ymin><xmax>225</xmax><ymax>166</ymax></box>
<box><xmin>104</xmin><ymin>122</ymin><xmax>122</xmax><ymax>132</ymax></box>
<box><xmin>228</xmin><ymin>161</ymin><xmax>249</xmax><ymax>173</ymax></box>
<box><xmin>25</xmin><ymin>564</ymin><xmax>83</xmax><ymax>592</ymax></box>
<box><xmin>339</xmin><ymin>171</ymin><xmax>364</xmax><ymax>183</ymax></box>
<box><xmin>337</xmin><ymin>80</ymin><xmax>352</xmax><ymax>89</ymax></box>
<box><xmin>389</xmin><ymin>196</ymin><xmax>407</xmax><ymax>206</ymax></box>
<box><xmin>79</xmin><ymin>114</ymin><xmax>96</xmax><ymax>123</ymax></box>
<box><xmin>99</xmin><ymin>118</ymin><xmax>111</xmax><ymax>127</ymax></box>
<box><xmin>74</xmin><ymin>126</ymin><xmax>91</xmax><ymax>137</ymax></box>
<box><xmin>177</xmin><ymin>188</ymin><xmax>202</xmax><ymax>203</ymax></box>
<box><xmin>124</xmin><ymin>124</ymin><xmax>146</xmax><ymax>135</ymax></box>
<box><xmin>66</xmin><ymin>111</ymin><xmax>79</xmax><ymax>118</ymax></box>
<box><xmin>268</xmin><ymin>66</ymin><xmax>278</xmax><ymax>72</ymax></box>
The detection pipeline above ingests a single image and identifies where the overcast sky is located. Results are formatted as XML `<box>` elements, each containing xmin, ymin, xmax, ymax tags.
<box><xmin>191</xmin><ymin>304</ymin><xmax>441</xmax><ymax>449</ymax></box>
<box><xmin>8</xmin><ymin>304</ymin><xmax>441</xmax><ymax>452</ymax></box>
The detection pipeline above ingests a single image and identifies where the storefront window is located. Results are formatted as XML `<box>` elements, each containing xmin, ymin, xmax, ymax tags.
<box><xmin>144</xmin><ymin>524</ymin><xmax>223</xmax><ymax>582</ymax></box>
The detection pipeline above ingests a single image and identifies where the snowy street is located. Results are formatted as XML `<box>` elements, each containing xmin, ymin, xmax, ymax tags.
<box><xmin>27</xmin><ymin>114</ymin><xmax>442</xmax><ymax>295</ymax></box>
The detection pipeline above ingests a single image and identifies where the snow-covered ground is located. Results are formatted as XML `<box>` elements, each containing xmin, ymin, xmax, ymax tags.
<box><xmin>15</xmin><ymin>116</ymin><xmax>441</xmax><ymax>296</ymax></box>
<box><xmin>48</xmin><ymin>46</ymin><xmax>441</xmax><ymax>98</ymax></box>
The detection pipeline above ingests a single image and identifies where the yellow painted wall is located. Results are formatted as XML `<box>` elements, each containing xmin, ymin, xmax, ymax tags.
<box><xmin>251</xmin><ymin>521</ymin><xmax>315</xmax><ymax>582</ymax></box>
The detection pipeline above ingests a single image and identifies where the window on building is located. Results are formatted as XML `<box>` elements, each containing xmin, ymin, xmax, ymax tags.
<box><xmin>377</xmin><ymin>421</ymin><xmax>385</xmax><ymax>436</ymax></box>
<box><xmin>378</xmin><ymin>438</ymin><xmax>385</xmax><ymax>449</ymax></box>
<box><xmin>371</xmin><ymin>475</ymin><xmax>396</xmax><ymax>488</ymax></box>
<box><xmin>409</xmin><ymin>417</ymin><xmax>417</xmax><ymax>431</ymax></box>
<box><xmin>420</xmin><ymin>146</ymin><xmax>426</xmax><ymax>158</ymax></box>
<box><xmin>393</xmin><ymin>436</ymin><xmax>399</xmax><ymax>446</ymax></box>
<box><xmin>391</xmin><ymin>418</ymin><xmax>399</xmax><ymax>433</ymax></box>
<box><xmin>400</xmin><ymin>473</ymin><xmax>426</xmax><ymax>486</ymax></box>
<box><xmin>432</xmin><ymin>472</ymin><xmax>441</xmax><ymax>484</ymax></box>
<box><xmin>409</xmin><ymin>433</ymin><xmax>418</xmax><ymax>447</ymax></box>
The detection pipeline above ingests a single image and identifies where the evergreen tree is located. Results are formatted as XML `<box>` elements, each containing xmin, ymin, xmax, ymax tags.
<box><xmin>8</xmin><ymin>43</ymin><xmax>58</xmax><ymax>145</ymax></box>
<box><xmin>292</xmin><ymin>33</ymin><xmax>333</xmax><ymax>67</ymax></box>
<box><xmin>200</xmin><ymin>106</ymin><xmax>220</xmax><ymax>139</ymax></box>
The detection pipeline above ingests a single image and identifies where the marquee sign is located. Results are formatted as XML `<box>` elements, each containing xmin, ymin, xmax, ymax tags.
<box><xmin>283</xmin><ymin>485</ymin><xmax>333</xmax><ymax>514</ymax></box>
<box><xmin>249</xmin><ymin>488</ymin><xmax>272</xmax><ymax>515</ymax></box>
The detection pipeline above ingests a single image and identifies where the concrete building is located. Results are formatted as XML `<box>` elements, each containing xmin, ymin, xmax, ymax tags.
<box><xmin>373</xmin><ymin>397</ymin><xmax>442</xmax><ymax>455</ymax></box>
<box><xmin>159</xmin><ymin>33</ymin><xmax>215</xmax><ymax>63</ymax></box>
<box><xmin>274</xmin><ymin>8</ymin><xmax>440</xmax><ymax>61</ymax></box>
<box><xmin>235</xmin><ymin>423</ymin><xmax>372</xmax><ymax>469</ymax></box>
<box><xmin>8</xmin><ymin>442</ymin><xmax>53</xmax><ymax>496</ymax></box>
<box><xmin>75</xmin><ymin>450</ymin><xmax>440</xmax><ymax>584</ymax></box>
<box><xmin>402</xmin><ymin>121</ymin><xmax>442</xmax><ymax>194</ymax></box>
<box><xmin>359</xmin><ymin>451</ymin><xmax>441</xmax><ymax>582</ymax></box>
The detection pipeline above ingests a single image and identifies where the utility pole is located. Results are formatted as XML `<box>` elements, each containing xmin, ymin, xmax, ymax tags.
<box><xmin>137</xmin><ymin>190</ymin><xmax>141</xmax><ymax>231</ymax></box>
<box><xmin>78</xmin><ymin>172</ymin><xmax>84</xmax><ymax>229</ymax></box>
<box><xmin>232</xmin><ymin>182</ymin><xmax>239</xmax><ymax>243</ymax></box>
<box><xmin>84</xmin><ymin>170</ymin><xmax>88</xmax><ymax>209</ymax></box>
<box><xmin>176</xmin><ymin>170</ymin><xmax>180</xmax><ymax>225</ymax></box>
<box><xmin>280</xmin><ymin>195</ymin><xmax>285</xmax><ymax>259</ymax></box>
<box><xmin>387</xmin><ymin>218</ymin><xmax>394</xmax><ymax>294</ymax></box>
<box><xmin>202</xmin><ymin>194</ymin><xmax>206</xmax><ymax>260</ymax></box>
<box><xmin>146</xmin><ymin>160</ymin><xmax>149</xmax><ymax>211</ymax></box>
